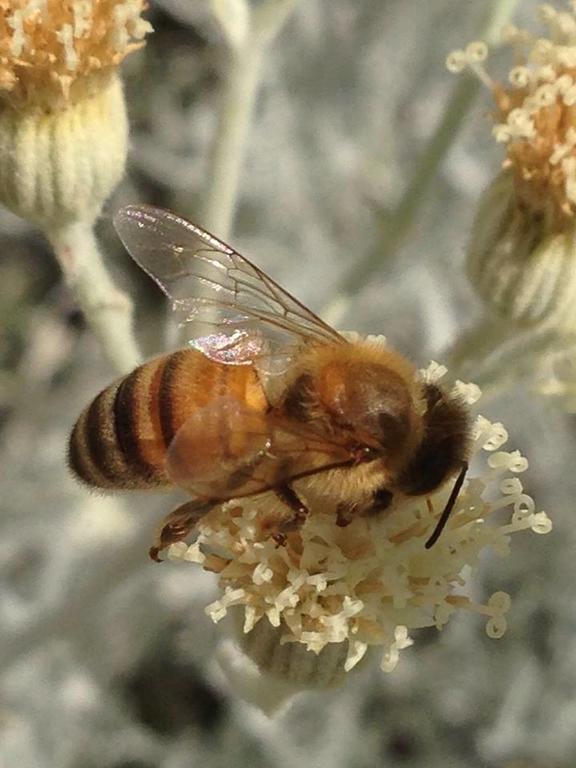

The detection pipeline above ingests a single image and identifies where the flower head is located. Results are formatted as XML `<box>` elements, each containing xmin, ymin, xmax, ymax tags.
<box><xmin>450</xmin><ymin>5</ymin><xmax>576</xmax><ymax>329</ymax></box>
<box><xmin>0</xmin><ymin>1</ymin><xmax>152</xmax><ymax>227</ymax></box>
<box><xmin>168</xmin><ymin>357</ymin><xmax>551</xmax><ymax>692</ymax></box>
<box><xmin>449</xmin><ymin>3</ymin><xmax>576</xmax><ymax>227</ymax></box>
<box><xmin>0</xmin><ymin>0</ymin><xmax>152</xmax><ymax>109</ymax></box>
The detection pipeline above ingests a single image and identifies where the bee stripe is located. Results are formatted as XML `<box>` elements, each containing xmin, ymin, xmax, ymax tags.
<box><xmin>158</xmin><ymin>351</ymin><xmax>186</xmax><ymax>446</ymax></box>
<box><xmin>68</xmin><ymin>415</ymin><xmax>89</xmax><ymax>482</ymax></box>
<box><xmin>158</xmin><ymin>350</ymin><xmax>220</xmax><ymax>446</ymax></box>
<box><xmin>68</xmin><ymin>384</ymin><xmax>133</xmax><ymax>489</ymax></box>
<box><xmin>129</xmin><ymin>356</ymin><xmax>172</xmax><ymax>478</ymax></box>
<box><xmin>68</xmin><ymin>406</ymin><xmax>117</xmax><ymax>489</ymax></box>
<box><xmin>85</xmin><ymin>384</ymin><xmax>133</xmax><ymax>484</ymax></box>
<box><xmin>114</xmin><ymin>367</ymin><xmax>164</xmax><ymax>486</ymax></box>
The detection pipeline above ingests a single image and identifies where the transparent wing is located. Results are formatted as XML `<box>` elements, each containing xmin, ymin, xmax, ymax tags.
<box><xmin>165</xmin><ymin>396</ymin><xmax>356</xmax><ymax>500</ymax></box>
<box><xmin>114</xmin><ymin>205</ymin><xmax>346</xmax><ymax>371</ymax></box>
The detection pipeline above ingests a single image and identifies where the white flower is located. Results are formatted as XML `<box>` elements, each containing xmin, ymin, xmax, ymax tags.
<box><xmin>450</xmin><ymin>7</ymin><xmax>576</xmax><ymax>331</ymax></box>
<box><xmin>168</xmin><ymin>359</ymin><xmax>551</xmax><ymax>697</ymax></box>
<box><xmin>448</xmin><ymin>4</ymin><xmax>576</xmax><ymax>223</ymax></box>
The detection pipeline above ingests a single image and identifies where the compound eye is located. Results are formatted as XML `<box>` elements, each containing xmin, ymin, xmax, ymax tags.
<box><xmin>355</xmin><ymin>445</ymin><xmax>379</xmax><ymax>463</ymax></box>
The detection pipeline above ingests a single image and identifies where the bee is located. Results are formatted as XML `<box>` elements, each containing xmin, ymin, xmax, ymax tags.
<box><xmin>69</xmin><ymin>206</ymin><xmax>471</xmax><ymax>560</ymax></box>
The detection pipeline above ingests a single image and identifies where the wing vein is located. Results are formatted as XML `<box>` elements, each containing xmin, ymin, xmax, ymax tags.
<box><xmin>114</xmin><ymin>204</ymin><xmax>346</xmax><ymax>373</ymax></box>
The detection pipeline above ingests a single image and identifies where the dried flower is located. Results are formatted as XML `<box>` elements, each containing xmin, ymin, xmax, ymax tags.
<box><xmin>0</xmin><ymin>1</ymin><xmax>152</xmax><ymax>227</ymax></box>
<box><xmin>449</xmin><ymin>5</ymin><xmax>576</xmax><ymax>329</ymax></box>
<box><xmin>167</xmin><ymin>351</ymin><xmax>551</xmax><ymax>708</ymax></box>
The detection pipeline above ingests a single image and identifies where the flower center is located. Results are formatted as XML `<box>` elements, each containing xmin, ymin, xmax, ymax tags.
<box><xmin>448</xmin><ymin>3</ymin><xmax>576</xmax><ymax>226</ymax></box>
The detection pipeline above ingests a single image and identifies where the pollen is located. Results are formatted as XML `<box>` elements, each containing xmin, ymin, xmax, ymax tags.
<box><xmin>448</xmin><ymin>3</ymin><xmax>576</xmax><ymax>224</ymax></box>
<box><xmin>0</xmin><ymin>1</ymin><xmax>152</xmax><ymax>108</ymax></box>
<box><xmin>168</xmin><ymin>361</ymin><xmax>552</xmax><ymax>676</ymax></box>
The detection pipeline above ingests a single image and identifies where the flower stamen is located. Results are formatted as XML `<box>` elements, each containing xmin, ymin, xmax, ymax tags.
<box><xmin>448</xmin><ymin>4</ymin><xmax>576</xmax><ymax>223</ymax></box>
<box><xmin>169</xmin><ymin>354</ymin><xmax>552</xmax><ymax>676</ymax></box>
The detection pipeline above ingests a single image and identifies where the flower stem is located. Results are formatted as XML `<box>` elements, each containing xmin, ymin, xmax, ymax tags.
<box><xmin>201</xmin><ymin>43</ymin><xmax>265</xmax><ymax>239</ymax></box>
<box><xmin>48</xmin><ymin>222</ymin><xmax>140</xmax><ymax>374</ymax></box>
<box><xmin>446</xmin><ymin>317</ymin><xmax>513</xmax><ymax>379</ymax></box>
<box><xmin>446</xmin><ymin>315</ymin><xmax>574</xmax><ymax>406</ymax></box>
<box><xmin>322</xmin><ymin>0</ymin><xmax>519</xmax><ymax>323</ymax></box>
<box><xmin>202</xmin><ymin>0</ymin><xmax>301</xmax><ymax>239</ymax></box>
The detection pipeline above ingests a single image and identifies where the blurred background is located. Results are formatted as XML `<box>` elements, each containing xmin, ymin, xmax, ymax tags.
<box><xmin>0</xmin><ymin>1</ymin><xmax>573</xmax><ymax>766</ymax></box>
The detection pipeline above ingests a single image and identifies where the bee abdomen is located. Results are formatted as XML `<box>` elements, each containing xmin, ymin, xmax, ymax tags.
<box><xmin>69</xmin><ymin>356</ymin><xmax>172</xmax><ymax>490</ymax></box>
<box><xmin>69</xmin><ymin>349</ymin><xmax>269</xmax><ymax>491</ymax></box>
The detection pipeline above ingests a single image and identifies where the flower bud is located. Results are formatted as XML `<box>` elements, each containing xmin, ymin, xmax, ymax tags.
<box><xmin>214</xmin><ymin>613</ymin><xmax>355</xmax><ymax>714</ymax></box>
<box><xmin>467</xmin><ymin>171</ymin><xmax>576</xmax><ymax>328</ymax></box>
<box><xmin>236</xmin><ymin>611</ymin><xmax>352</xmax><ymax>687</ymax></box>
<box><xmin>0</xmin><ymin>74</ymin><xmax>128</xmax><ymax>228</ymax></box>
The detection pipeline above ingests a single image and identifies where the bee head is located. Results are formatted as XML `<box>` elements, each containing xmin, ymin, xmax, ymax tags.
<box><xmin>397</xmin><ymin>383</ymin><xmax>471</xmax><ymax>497</ymax></box>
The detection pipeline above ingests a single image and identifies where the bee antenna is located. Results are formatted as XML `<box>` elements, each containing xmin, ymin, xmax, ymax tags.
<box><xmin>424</xmin><ymin>461</ymin><xmax>468</xmax><ymax>549</ymax></box>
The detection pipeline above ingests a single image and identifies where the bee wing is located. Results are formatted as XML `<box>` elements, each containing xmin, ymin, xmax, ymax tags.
<box><xmin>114</xmin><ymin>205</ymin><xmax>346</xmax><ymax>373</ymax></box>
<box><xmin>165</xmin><ymin>396</ymin><xmax>354</xmax><ymax>500</ymax></box>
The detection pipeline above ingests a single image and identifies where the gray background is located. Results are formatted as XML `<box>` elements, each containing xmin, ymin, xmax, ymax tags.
<box><xmin>0</xmin><ymin>2</ymin><xmax>572</xmax><ymax>767</ymax></box>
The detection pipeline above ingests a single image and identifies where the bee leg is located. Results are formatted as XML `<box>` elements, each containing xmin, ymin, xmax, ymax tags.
<box><xmin>362</xmin><ymin>487</ymin><xmax>394</xmax><ymax>517</ymax></box>
<box><xmin>274</xmin><ymin>484</ymin><xmax>309</xmax><ymax>536</ymax></box>
<box><xmin>336</xmin><ymin>503</ymin><xmax>355</xmax><ymax>527</ymax></box>
<box><xmin>149</xmin><ymin>499</ymin><xmax>215</xmax><ymax>562</ymax></box>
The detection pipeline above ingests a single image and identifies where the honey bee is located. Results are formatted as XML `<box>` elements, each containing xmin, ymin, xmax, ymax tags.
<box><xmin>69</xmin><ymin>206</ymin><xmax>471</xmax><ymax>560</ymax></box>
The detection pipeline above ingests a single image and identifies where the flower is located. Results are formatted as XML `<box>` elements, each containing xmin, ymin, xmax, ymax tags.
<box><xmin>167</xmin><ymin>354</ymin><xmax>551</xmax><ymax>707</ymax></box>
<box><xmin>0</xmin><ymin>1</ymin><xmax>152</xmax><ymax>227</ymax></box>
<box><xmin>448</xmin><ymin>5</ymin><xmax>576</xmax><ymax>329</ymax></box>
<box><xmin>0</xmin><ymin>0</ymin><xmax>151</xmax><ymax>109</ymax></box>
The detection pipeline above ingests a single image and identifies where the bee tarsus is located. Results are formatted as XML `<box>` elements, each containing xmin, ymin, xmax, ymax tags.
<box><xmin>275</xmin><ymin>483</ymin><xmax>310</xmax><ymax>532</ymax></box>
<box><xmin>150</xmin><ymin>498</ymin><xmax>216</xmax><ymax>562</ymax></box>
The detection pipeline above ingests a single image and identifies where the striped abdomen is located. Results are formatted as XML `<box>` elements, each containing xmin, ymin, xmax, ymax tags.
<box><xmin>68</xmin><ymin>349</ymin><xmax>268</xmax><ymax>490</ymax></box>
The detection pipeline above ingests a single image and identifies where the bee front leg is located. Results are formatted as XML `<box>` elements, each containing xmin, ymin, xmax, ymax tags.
<box><xmin>336</xmin><ymin>503</ymin><xmax>357</xmax><ymax>527</ymax></box>
<box><xmin>272</xmin><ymin>484</ymin><xmax>309</xmax><ymax>545</ymax></box>
<box><xmin>150</xmin><ymin>499</ymin><xmax>215</xmax><ymax>562</ymax></box>
<box><xmin>362</xmin><ymin>487</ymin><xmax>394</xmax><ymax>517</ymax></box>
<box><xmin>337</xmin><ymin>487</ymin><xmax>394</xmax><ymax>527</ymax></box>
